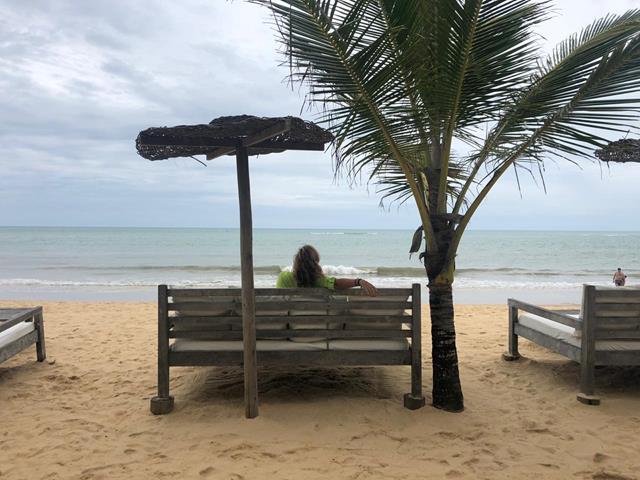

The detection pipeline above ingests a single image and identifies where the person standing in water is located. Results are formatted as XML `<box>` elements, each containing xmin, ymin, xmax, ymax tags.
<box><xmin>613</xmin><ymin>268</ymin><xmax>628</xmax><ymax>287</ymax></box>
<box><xmin>277</xmin><ymin>245</ymin><xmax>378</xmax><ymax>296</ymax></box>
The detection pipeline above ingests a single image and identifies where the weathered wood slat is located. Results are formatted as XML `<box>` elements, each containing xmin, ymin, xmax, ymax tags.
<box><xmin>595</xmin><ymin>350</ymin><xmax>640</xmax><ymax>366</ymax></box>
<box><xmin>594</xmin><ymin>317</ymin><xmax>640</xmax><ymax>326</ymax></box>
<box><xmin>170</xmin><ymin>301</ymin><xmax>412</xmax><ymax>312</ymax></box>
<box><xmin>170</xmin><ymin>314</ymin><xmax>411</xmax><ymax>325</ymax></box>
<box><xmin>168</xmin><ymin>287</ymin><xmax>412</xmax><ymax>297</ymax></box>
<box><xmin>595</xmin><ymin>310</ymin><xmax>640</xmax><ymax>318</ymax></box>
<box><xmin>170</xmin><ymin>315</ymin><xmax>412</xmax><ymax>330</ymax></box>
<box><xmin>595</xmin><ymin>329</ymin><xmax>640</xmax><ymax>340</ymax></box>
<box><xmin>0</xmin><ymin>307</ymin><xmax>41</xmax><ymax>334</ymax></box>
<box><xmin>169</xmin><ymin>314</ymin><xmax>241</xmax><ymax>321</ymax></box>
<box><xmin>169</xmin><ymin>302</ymin><xmax>237</xmax><ymax>311</ymax></box>
<box><xmin>0</xmin><ymin>308</ymin><xmax>34</xmax><ymax>320</ymax></box>
<box><xmin>0</xmin><ymin>330</ymin><xmax>38</xmax><ymax>363</ymax></box>
<box><xmin>169</xmin><ymin>296</ymin><xmax>411</xmax><ymax>306</ymax></box>
<box><xmin>169</xmin><ymin>349</ymin><xmax>412</xmax><ymax>367</ymax></box>
<box><xmin>596</xmin><ymin>323</ymin><xmax>640</xmax><ymax>331</ymax></box>
<box><xmin>169</xmin><ymin>329</ymin><xmax>411</xmax><ymax>339</ymax></box>
<box><xmin>595</xmin><ymin>289</ymin><xmax>640</xmax><ymax>303</ymax></box>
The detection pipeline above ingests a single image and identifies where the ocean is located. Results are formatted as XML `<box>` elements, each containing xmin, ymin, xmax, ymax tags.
<box><xmin>1</xmin><ymin>227</ymin><xmax>638</xmax><ymax>304</ymax></box>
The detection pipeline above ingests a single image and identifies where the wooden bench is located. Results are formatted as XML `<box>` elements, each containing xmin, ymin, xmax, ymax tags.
<box><xmin>150</xmin><ymin>284</ymin><xmax>425</xmax><ymax>414</ymax></box>
<box><xmin>503</xmin><ymin>285</ymin><xmax>640</xmax><ymax>404</ymax></box>
<box><xmin>0</xmin><ymin>307</ymin><xmax>46</xmax><ymax>365</ymax></box>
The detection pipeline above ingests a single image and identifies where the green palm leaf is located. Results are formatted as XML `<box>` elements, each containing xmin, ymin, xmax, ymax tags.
<box><xmin>255</xmin><ymin>0</ymin><xmax>640</xmax><ymax>263</ymax></box>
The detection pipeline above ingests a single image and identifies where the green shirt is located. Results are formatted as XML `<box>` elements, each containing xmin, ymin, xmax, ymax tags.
<box><xmin>276</xmin><ymin>271</ymin><xmax>336</xmax><ymax>289</ymax></box>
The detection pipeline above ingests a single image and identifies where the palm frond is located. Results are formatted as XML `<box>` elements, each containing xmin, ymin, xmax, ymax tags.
<box><xmin>484</xmin><ymin>10</ymin><xmax>640</xmax><ymax>163</ymax></box>
<box><xmin>254</xmin><ymin>0</ymin><xmax>640</xmax><ymax>266</ymax></box>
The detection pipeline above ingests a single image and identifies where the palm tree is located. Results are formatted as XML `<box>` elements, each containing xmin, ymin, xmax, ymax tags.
<box><xmin>252</xmin><ymin>0</ymin><xmax>640</xmax><ymax>411</ymax></box>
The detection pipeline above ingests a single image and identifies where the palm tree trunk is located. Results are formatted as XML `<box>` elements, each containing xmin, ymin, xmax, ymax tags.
<box><xmin>423</xmin><ymin>160</ymin><xmax>464</xmax><ymax>411</ymax></box>
<box><xmin>428</xmin><ymin>282</ymin><xmax>464</xmax><ymax>412</ymax></box>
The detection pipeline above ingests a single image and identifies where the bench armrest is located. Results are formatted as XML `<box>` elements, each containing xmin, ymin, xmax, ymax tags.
<box><xmin>508</xmin><ymin>299</ymin><xmax>579</xmax><ymax>328</ymax></box>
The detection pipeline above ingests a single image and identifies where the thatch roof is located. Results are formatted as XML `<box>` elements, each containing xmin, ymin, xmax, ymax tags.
<box><xmin>136</xmin><ymin>115</ymin><xmax>333</xmax><ymax>161</ymax></box>
<box><xmin>595</xmin><ymin>139</ymin><xmax>640</xmax><ymax>163</ymax></box>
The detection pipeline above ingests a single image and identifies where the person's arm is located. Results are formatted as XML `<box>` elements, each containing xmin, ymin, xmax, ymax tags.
<box><xmin>334</xmin><ymin>278</ymin><xmax>378</xmax><ymax>297</ymax></box>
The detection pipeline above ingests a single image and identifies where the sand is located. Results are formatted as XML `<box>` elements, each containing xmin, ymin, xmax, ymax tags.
<box><xmin>1</xmin><ymin>300</ymin><xmax>639</xmax><ymax>480</ymax></box>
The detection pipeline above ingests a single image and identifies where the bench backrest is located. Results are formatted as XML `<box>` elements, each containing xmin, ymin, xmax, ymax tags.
<box><xmin>583</xmin><ymin>285</ymin><xmax>640</xmax><ymax>341</ymax></box>
<box><xmin>163</xmin><ymin>286</ymin><xmax>417</xmax><ymax>342</ymax></box>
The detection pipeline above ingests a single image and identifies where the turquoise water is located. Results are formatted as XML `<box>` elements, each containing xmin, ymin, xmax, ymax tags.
<box><xmin>0</xmin><ymin>227</ymin><xmax>638</xmax><ymax>303</ymax></box>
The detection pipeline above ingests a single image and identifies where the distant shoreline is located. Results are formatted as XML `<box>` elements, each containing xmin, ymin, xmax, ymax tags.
<box><xmin>2</xmin><ymin>225</ymin><xmax>640</xmax><ymax>233</ymax></box>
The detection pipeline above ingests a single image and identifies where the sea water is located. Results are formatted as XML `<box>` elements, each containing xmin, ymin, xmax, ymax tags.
<box><xmin>0</xmin><ymin>227</ymin><xmax>638</xmax><ymax>303</ymax></box>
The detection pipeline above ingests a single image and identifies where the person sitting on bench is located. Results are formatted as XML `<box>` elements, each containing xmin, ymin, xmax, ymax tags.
<box><xmin>276</xmin><ymin>245</ymin><xmax>378</xmax><ymax>296</ymax></box>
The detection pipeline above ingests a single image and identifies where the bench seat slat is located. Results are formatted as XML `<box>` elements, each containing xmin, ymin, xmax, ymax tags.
<box><xmin>169</xmin><ymin>329</ymin><xmax>412</xmax><ymax>339</ymax></box>
<box><xmin>169</xmin><ymin>301</ymin><xmax>412</xmax><ymax>312</ymax></box>
<box><xmin>170</xmin><ymin>314</ymin><xmax>411</xmax><ymax>324</ymax></box>
<box><xmin>168</xmin><ymin>287</ymin><xmax>413</xmax><ymax>297</ymax></box>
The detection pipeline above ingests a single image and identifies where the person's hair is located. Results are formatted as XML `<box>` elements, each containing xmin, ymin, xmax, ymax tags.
<box><xmin>292</xmin><ymin>245</ymin><xmax>324</xmax><ymax>287</ymax></box>
<box><xmin>618</xmin><ymin>267</ymin><xmax>622</xmax><ymax>271</ymax></box>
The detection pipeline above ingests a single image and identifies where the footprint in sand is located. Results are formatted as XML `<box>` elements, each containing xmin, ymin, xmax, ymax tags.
<box><xmin>591</xmin><ymin>472</ymin><xmax>634</xmax><ymax>480</ymax></box>
<box><xmin>199</xmin><ymin>466</ymin><xmax>217</xmax><ymax>477</ymax></box>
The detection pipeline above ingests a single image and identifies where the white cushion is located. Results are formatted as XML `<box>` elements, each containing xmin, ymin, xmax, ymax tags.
<box><xmin>518</xmin><ymin>313</ymin><xmax>578</xmax><ymax>342</ymax></box>
<box><xmin>171</xmin><ymin>339</ymin><xmax>327</xmax><ymax>352</ymax></box>
<box><xmin>0</xmin><ymin>321</ymin><xmax>35</xmax><ymax>349</ymax></box>
<box><xmin>328</xmin><ymin>338</ymin><xmax>409</xmax><ymax>351</ymax></box>
<box><xmin>518</xmin><ymin>312</ymin><xmax>640</xmax><ymax>352</ymax></box>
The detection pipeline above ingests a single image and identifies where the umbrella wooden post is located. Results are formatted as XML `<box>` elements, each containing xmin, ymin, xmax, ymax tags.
<box><xmin>236</xmin><ymin>145</ymin><xmax>258</xmax><ymax>419</ymax></box>
<box><xmin>137</xmin><ymin>116</ymin><xmax>333</xmax><ymax>418</ymax></box>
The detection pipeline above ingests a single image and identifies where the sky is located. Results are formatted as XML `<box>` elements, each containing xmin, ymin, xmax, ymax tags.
<box><xmin>0</xmin><ymin>0</ymin><xmax>639</xmax><ymax>231</ymax></box>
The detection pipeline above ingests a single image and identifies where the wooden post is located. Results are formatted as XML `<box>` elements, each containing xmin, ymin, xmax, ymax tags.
<box><xmin>577</xmin><ymin>285</ymin><xmax>600</xmax><ymax>405</ymax></box>
<box><xmin>150</xmin><ymin>284</ymin><xmax>174</xmax><ymax>414</ymax></box>
<box><xmin>503</xmin><ymin>301</ymin><xmax>520</xmax><ymax>361</ymax></box>
<box><xmin>236</xmin><ymin>145</ymin><xmax>259</xmax><ymax>419</ymax></box>
<box><xmin>404</xmin><ymin>283</ymin><xmax>426</xmax><ymax>410</ymax></box>
<box><xmin>34</xmin><ymin>309</ymin><xmax>46</xmax><ymax>362</ymax></box>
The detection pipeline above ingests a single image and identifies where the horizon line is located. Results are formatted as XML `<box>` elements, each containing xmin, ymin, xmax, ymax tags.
<box><xmin>2</xmin><ymin>225</ymin><xmax>640</xmax><ymax>233</ymax></box>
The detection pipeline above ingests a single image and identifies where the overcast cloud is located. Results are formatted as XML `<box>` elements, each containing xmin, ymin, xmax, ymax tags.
<box><xmin>0</xmin><ymin>0</ymin><xmax>639</xmax><ymax>230</ymax></box>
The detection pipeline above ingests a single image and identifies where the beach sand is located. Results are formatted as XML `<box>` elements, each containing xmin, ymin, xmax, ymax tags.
<box><xmin>1</xmin><ymin>301</ymin><xmax>639</xmax><ymax>480</ymax></box>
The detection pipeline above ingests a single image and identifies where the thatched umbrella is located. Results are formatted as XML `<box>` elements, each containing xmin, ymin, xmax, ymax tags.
<box><xmin>136</xmin><ymin>115</ymin><xmax>332</xmax><ymax>418</ymax></box>
<box><xmin>595</xmin><ymin>138</ymin><xmax>640</xmax><ymax>163</ymax></box>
